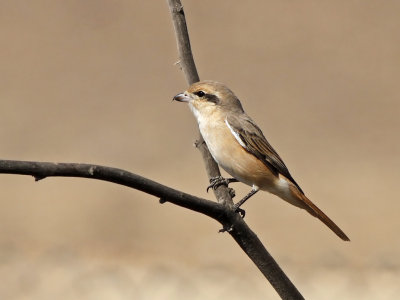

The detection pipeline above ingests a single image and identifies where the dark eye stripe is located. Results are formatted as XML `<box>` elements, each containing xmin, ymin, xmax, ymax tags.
<box><xmin>204</xmin><ymin>94</ymin><xmax>219</xmax><ymax>104</ymax></box>
<box><xmin>193</xmin><ymin>90</ymin><xmax>219</xmax><ymax>104</ymax></box>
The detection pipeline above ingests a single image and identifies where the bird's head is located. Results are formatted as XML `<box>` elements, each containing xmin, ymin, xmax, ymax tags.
<box><xmin>173</xmin><ymin>81</ymin><xmax>244</xmax><ymax>119</ymax></box>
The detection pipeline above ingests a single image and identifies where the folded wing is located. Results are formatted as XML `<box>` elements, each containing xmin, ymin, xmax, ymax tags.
<box><xmin>225</xmin><ymin>114</ymin><xmax>304</xmax><ymax>194</ymax></box>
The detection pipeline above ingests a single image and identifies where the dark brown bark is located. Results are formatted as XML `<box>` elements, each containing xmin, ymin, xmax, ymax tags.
<box><xmin>0</xmin><ymin>158</ymin><xmax>303</xmax><ymax>299</ymax></box>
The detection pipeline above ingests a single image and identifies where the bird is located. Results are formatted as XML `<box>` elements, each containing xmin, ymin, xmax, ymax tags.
<box><xmin>173</xmin><ymin>80</ymin><xmax>350</xmax><ymax>241</ymax></box>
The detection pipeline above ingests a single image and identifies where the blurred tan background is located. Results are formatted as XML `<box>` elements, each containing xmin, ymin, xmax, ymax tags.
<box><xmin>1</xmin><ymin>1</ymin><xmax>399</xmax><ymax>299</ymax></box>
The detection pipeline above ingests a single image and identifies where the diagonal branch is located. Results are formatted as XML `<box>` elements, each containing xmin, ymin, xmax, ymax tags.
<box><xmin>166</xmin><ymin>1</ymin><xmax>304</xmax><ymax>299</ymax></box>
<box><xmin>0</xmin><ymin>158</ymin><xmax>302</xmax><ymax>299</ymax></box>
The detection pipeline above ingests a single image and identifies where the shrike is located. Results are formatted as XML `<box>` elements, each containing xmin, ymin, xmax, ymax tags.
<box><xmin>173</xmin><ymin>80</ymin><xmax>349</xmax><ymax>241</ymax></box>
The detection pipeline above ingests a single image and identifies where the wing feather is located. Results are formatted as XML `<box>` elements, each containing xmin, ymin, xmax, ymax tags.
<box><xmin>226</xmin><ymin>114</ymin><xmax>304</xmax><ymax>194</ymax></box>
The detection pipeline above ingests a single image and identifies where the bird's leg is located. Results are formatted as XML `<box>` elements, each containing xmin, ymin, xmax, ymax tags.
<box><xmin>233</xmin><ymin>187</ymin><xmax>259</xmax><ymax>217</ymax></box>
<box><xmin>206</xmin><ymin>176</ymin><xmax>239</xmax><ymax>192</ymax></box>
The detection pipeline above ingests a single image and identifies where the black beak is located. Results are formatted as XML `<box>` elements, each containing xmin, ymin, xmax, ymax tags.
<box><xmin>173</xmin><ymin>93</ymin><xmax>191</xmax><ymax>102</ymax></box>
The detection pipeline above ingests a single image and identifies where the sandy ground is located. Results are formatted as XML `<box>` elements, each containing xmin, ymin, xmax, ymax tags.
<box><xmin>1</xmin><ymin>1</ymin><xmax>399</xmax><ymax>299</ymax></box>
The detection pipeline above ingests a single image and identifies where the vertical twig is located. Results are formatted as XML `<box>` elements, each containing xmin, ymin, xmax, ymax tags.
<box><xmin>167</xmin><ymin>0</ymin><xmax>199</xmax><ymax>85</ymax></box>
<box><xmin>167</xmin><ymin>0</ymin><xmax>234</xmax><ymax>206</ymax></box>
<box><xmin>166</xmin><ymin>1</ymin><xmax>305</xmax><ymax>299</ymax></box>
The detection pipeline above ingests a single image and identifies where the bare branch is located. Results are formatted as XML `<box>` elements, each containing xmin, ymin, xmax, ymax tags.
<box><xmin>0</xmin><ymin>158</ymin><xmax>303</xmax><ymax>299</ymax></box>
<box><xmin>0</xmin><ymin>160</ymin><xmax>221</xmax><ymax>218</ymax></box>
<box><xmin>167</xmin><ymin>0</ymin><xmax>234</xmax><ymax>206</ymax></box>
<box><xmin>0</xmin><ymin>1</ymin><xmax>305</xmax><ymax>299</ymax></box>
<box><xmin>167</xmin><ymin>0</ymin><xmax>199</xmax><ymax>84</ymax></box>
<box><xmin>167</xmin><ymin>1</ymin><xmax>304</xmax><ymax>299</ymax></box>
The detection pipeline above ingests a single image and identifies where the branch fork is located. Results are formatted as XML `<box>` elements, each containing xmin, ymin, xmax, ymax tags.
<box><xmin>0</xmin><ymin>1</ymin><xmax>306</xmax><ymax>299</ymax></box>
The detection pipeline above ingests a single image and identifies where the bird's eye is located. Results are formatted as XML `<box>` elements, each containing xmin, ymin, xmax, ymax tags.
<box><xmin>194</xmin><ymin>90</ymin><xmax>205</xmax><ymax>97</ymax></box>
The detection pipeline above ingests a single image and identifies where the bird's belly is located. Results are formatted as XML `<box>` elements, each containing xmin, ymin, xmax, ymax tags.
<box><xmin>201</xmin><ymin>124</ymin><xmax>277</xmax><ymax>189</ymax></box>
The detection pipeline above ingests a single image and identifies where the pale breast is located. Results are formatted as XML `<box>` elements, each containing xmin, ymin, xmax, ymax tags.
<box><xmin>199</xmin><ymin>119</ymin><xmax>277</xmax><ymax>189</ymax></box>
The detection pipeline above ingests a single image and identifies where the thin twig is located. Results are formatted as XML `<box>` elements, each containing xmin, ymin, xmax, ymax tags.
<box><xmin>166</xmin><ymin>1</ymin><xmax>304</xmax><ymax>299</ymax></box>
<box><xmin>167</xmin><ymin>0</ymin><xmax>234</xmax><ymax>206</ymax></box>
<box><xmin>167</xmin><ymin>0</ymin><xmax>199</xmax><ymax>84</ymax></box>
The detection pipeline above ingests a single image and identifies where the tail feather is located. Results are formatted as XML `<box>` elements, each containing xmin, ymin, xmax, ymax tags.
<box><xmin>283</xmin><ymin>179</ymin><xmax>350</xmax><ymax>241</ymax></box>
<box><xmin>298</xmin><ymin>192</ymin><xmax>350</xmax><ymax>241</ymax></box>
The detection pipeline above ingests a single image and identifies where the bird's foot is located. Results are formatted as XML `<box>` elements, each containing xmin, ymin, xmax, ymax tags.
<box><xmin>206</xmin><ymin>176</ymin><xmax>238</xmax><ymax>192</ymax></box>
<box><xmin>207</xmin><ymin>176</ymin><xmax>228</xmax><ymax>192</ymax></box>
<box><xmin>228</xmin><ymin>187</ymin><xmax>236</xmax><ymax>199</ymax></box>
<box><xmin>233</xmin><ymin>205</ymin><xmax>246</xmax><ymax>218</ymax></box>
<box><xmin>219</xmin><ymin>205</ymin><xmax>246</xmax><ymax>233</ymax></box>
<box><xmin>231</xmin><ymin>188</ymin><xmax>258</xmax><ymax>218</ymax></box>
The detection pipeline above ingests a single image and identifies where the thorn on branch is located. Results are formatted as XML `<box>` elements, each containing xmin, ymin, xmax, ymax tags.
<box><xmin>174</xmin><ymin>60</ymin><xmax>182</xmax><ymax>70</ymax></box>
<box><xmin>194</xmin><ymin>139</ymin><xmax>205</xmax><ymax>148</ymax></box>
<box><xmin>88</xmin><ymin>166</ymin><xmax>95</xmax><ymax>176</ymax></box>
<box><xmin>34</xmin><ymin>175</ymin><xmax>46</xmax><ymax>182</ymax></box>
<box><xmin>159</xmin><ymin>198</ymin><xmax>167</xmax><ymax>204</ymax></box>
<box><xmin>174</xmin><ymin>4</ymin><xmax>184</xmax><ymax>14</ymax></box>
<box><xmin>219</xmin><ymin>225</ymin><xmax>234</xmax><ymax>233</ymax></box>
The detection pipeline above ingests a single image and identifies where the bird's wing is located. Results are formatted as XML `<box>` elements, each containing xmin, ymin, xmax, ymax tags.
<box><xmin>225</xmin><ymin>114</ymin><xmax>304</xmax><ymax>194</ymax></box>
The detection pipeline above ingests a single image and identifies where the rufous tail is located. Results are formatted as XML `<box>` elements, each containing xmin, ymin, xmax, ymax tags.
<box><xmin>298</xmin><ymin>192</ymin><xmax>350</xmax><ymax>241</ymax></box>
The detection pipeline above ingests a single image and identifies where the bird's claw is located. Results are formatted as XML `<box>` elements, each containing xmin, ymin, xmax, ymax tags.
<box><xmin>233</xmin><ymin>205</ymin><xmax>246</xmax><ymax>218</ymax></box>
<box><xmin>207</xmin><ymin>176</ymin><xmax>228</xmax><ymax>192</ymax></box>
<box><xmin>228</xmin><ymin>187</ymin><xmax>236</xmax><ymax>199</ymax></box>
